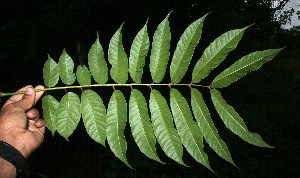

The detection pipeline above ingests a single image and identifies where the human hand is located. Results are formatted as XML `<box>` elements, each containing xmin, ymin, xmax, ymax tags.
<box><xmin>0</xmin><ymin>85</ymin><xmax>45</xmax><ymax>158</ymax></box>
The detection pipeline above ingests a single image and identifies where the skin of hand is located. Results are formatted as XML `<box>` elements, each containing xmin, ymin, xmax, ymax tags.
<box><xmin>0</xmin><ymin>85</ymin><xmax>45</xmax><ymax>158</ymax></box>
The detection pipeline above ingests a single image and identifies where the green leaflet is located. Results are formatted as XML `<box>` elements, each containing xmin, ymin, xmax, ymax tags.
<box><xmin>58</xmin><ymin>49</ymin><xmax>76</xmax><ymax>85</ymax></box>
<box><xmin>210</xmin><ymin>89</ymin><xmax>272</xmax><ymax>148</ymax></box>
<box><xmin>170</xmin><ymin>13</ymin><xmax>209</xmax><ymax>84</ymax></box>
<box><xmin>129</xmin><ymin>89</ymin><xmax>163</xmax><ymax>163</ymax></box>
<box><xmin>211</xmin><ymin>48</ymin><xmax>284</xmax><ymax>88</ymax></box>
<box><xmin>192</xmin><ymin>25</ymin><xmax>250</xmax><ymax>83</ymax></box>
<box><xmin>81</xmin><ymin>90</ymin><xmax>106</xmax><ymax>146</ymax></box>
<box><xmin>108</xmin><ymin>24</ymin><xmax>128</xmax><ymax>84</ymax></box>
<box><xmin>170</xmin><ymin>88</ymin><xmax>213</xmax><ymax>172</ymax></box>
<box><xmin>43</xmin><ymin>54</ymin><xmax>59</xmax><ymax>88</ymax></box>
<box><xmin>42</xmin><ymin>95</ymin><xmax>59</xmax><ymax>136</ymax></box>
<box><xmin>129</xmin><ymin>21</ymin><xmax>150</xmax><ymax>84</ymax></box>
<box><xmin>191</xmin><ymin>88</ymin><xmax>235</xmax><ymax>166</ymax></box>
<box><xmin>107</xmin><ymin>90</ymin><xmax>132</xmax><ymax>168</ymax></box>
<box><xmin>56</xmin><ymin>92</ymin><xmax>81</xmax><ymax>141</ymax></box>
<box><xmin>149</xmin><ymin>13</ymin><xmax>171</xmax><ymax>83</ymax></box>
<box><xmin>88</xmin><ymin>33</ymin><xmax>108</xmax><ymax>84</ymax></box>
<box><xmin>149</xmin><ymin>89</ymin><xmax>186</xmax><ymax>166</ymax></box>
<box><xmin>76</xmin><ymin>65</ymin><xmax>91</xmax><ymax>85</ymax></box>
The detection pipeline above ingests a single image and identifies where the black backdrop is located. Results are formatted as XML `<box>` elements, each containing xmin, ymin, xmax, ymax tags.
<box><xmin>0</xmin><ymin>0</ymin><xmax>299</xmax><ymax>177</ymax></box>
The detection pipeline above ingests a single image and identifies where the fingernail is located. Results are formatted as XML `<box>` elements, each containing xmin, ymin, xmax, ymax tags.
<box><xmin>25</xmin><ymin>87</ymin><xmax>33</xmax><ymax>95</ymax></box>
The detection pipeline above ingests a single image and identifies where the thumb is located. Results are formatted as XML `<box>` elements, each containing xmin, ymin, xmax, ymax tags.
<box><xmin>14</xmin><ymin>87</ymin><xmax>36</xmax><ymax>111</ymax></box>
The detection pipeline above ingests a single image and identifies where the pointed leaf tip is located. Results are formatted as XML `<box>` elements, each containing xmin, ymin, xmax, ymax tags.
<box><xmin>42</xmin><ymin>95</ymin><xmax>59</xmax><ymax>136</ymax></box>
<box><xmin>107</xmin><ymin>90</ymin><xmax>133</xmax><ymax>168</ymax></box>
<box><xmin>211</xmin><ymin>48</ymin><xmax>284</xmax><ymax>88</ymax></box>
<box><xmin>88</xmin><ymin>34</ymin><xmax>108</xmax><ymax>84</ymax></box>
<box><xmin>129</xmin><ymin>89</ymin><xmax>164</xmax><ymax>163</ymax></box>
<box><xmin>108</xmin><ymin>24</ymin><xmax>128</xmax><ymax>84</ymax></box>
<box><xmin>211</xmin><ymin>89</ymin><xmax>273</xmax><ymax>148</ymax></box>
<box><xmin>149</xmin><ymin>13</ymin><xmax>171</xmax><ymax>83</ymax></box>
<box><xmin>149</xmin><ymin>89</ymin><xmax>186</xmax><ymax>166</ymax></box>
<box><xmin>170</xmin><ymin>13</ymin><xmax>209</xmax><ymax>84</ymax></box>
<box><xmin>43</xmin><ymin>54</ymin><xmax>59</xmax><ymax>88</ymax></box>
<box><xmin>58</xmin><ymin>49</ymin><xmax>76</xmax><ymax>85</ymax></box>
<box><xmin>129</xmin><ymin>21</ymin><xmax>150</xmax><ymax>83</ymax></box>
<box><xmin>56</xmin><ymin>92</ymin><xmax>81</xmax><ymax>140</ymax></box>
<box><xmin>81</xmin><ymin>90</ymin><xmax>106</xmax><ymax>146</ymax></box>
<box><xmin>192</xmin><ymin>25</ymin><xmax>250</xmax><ymax>83</ymax></box>
<box><xmin>170</xmin><ymin>88</ymin><xmax>214</xmax><ymax>172</ymax></box>
<box><xmin>191</xmin><ymin>88</ymin><xmax>236</xmax><ymax>166</ymax></box>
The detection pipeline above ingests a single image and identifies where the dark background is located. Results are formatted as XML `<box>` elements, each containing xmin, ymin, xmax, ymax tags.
<box><xmin>1</xmin><ymin>0</ymin><xmax>299</xmax><ymax>177</ymax></box>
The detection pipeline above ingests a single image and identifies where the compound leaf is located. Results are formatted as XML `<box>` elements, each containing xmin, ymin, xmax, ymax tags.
<box><xmin>170</xmin><ymin>88</ymin><xmax>213</xmax><ymax>172</ymax></box>
<box><xmin>129</xmin><ymin>89</ymin><xmax>163</xmax><ymax>163</ymax></box>
<box><xmin>107</xmin><ymin>90</ymin><xmax>132</xmax><ymax>168</ymax></box>
<box><xmin>192</xmin><ymin>25</ymin><xmax>250</xmax><ymax>83</ymax></box>
<box><xmin>211</xmin><ymin>89</ymin><xmax>272</xmax><ymax>148</ymax></box>
<box><xmin>42</xmin><ymin>95</ymin><xmax>59</xmax><ymax>136</ymax></box>
<box><xmin>108</xmin><ymin>24</ymin><xmax>128</xmax><ymax>84</ymax></box>
<box><xmin>129</xmin><ymin>20</ymin><xmax>150</xmax><ymax>83</ymax></box>
<box><xmin>170</xmin><ymin>13</ymin><xmax>209</xmax><ymax>84</ymax></box>
<box><xmin>191</xmin><ymin>88</ymin><xmax>235</xmax><ymax>166</ymax></box>
<box><xmin>81</xmin><ymin>90</ymin><xmax>106</xmax><ymax>146</ymax></box>
<box><xmin>58</xmin><ymin>49</ymin><xmax>76</xmax><ymax>85</ymax></box>
<box><xmin>56</xmin><ymin>92</ymin><xmax>81</xmax><ymax>141</ymax></box>
<box><xmin>149</xmin><ymin>13</ymin><xmax>171</xmax><ymax>83</ymax></box>
<box><xmin>211</xmin><ymin>48</ymin><xmax>284</xmax><ymax>88</ymax></box>
<box><xmin>149</xmin><ymin>89</ymin><xmax>186</xmax><ymax>166</ymax></box>
<box><xmin>76</xmin><ymin>65</ymin><xmax>91</xmax><ymax>85</ymax></box>
<box><xmin>88</xmin><ymin>33</ymin><xmax>108</xmax><ymax>84</ymax></box>
<box><xmin>43</xmin><ymin>54</ymin><xmax>59</xmax><ymax>88</ymax></box>
<box><xmin>38</xmin><ymin>15</ymin><xmax>281</xmax><ymax>170</ymax></box>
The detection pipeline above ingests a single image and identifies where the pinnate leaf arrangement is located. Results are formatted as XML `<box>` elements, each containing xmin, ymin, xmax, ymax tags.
<box><xmin>41</xmin><ymin>12</ymin><xmax>283</xmax><ymax>172</ymax></box>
